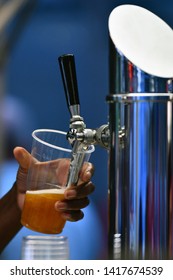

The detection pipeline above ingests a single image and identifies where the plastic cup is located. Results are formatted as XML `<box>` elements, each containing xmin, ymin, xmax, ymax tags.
<box><xmin>21</xmin><ymin>235</ymin><xmax>69</xmax><ymax>260</ymax></box>
<box><xmin>21</xmin><ymin>129</ymin><xmax>94</xmax><ymax>234</ymax></box>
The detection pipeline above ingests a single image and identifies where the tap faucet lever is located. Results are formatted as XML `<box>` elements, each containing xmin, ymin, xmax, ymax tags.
<box><xmin>58</xmin><ymin>53</ymin><xmax>110</xmax><ymax>150</ymax></box>
<box><xmin>58</xmin><ymin>54</ymin><xmax>87</xmax><ymax>187</ymax></box>
<box><xmin>58</xmin><ymin>54</ymin><xmax>80</xmax><ymax>117</ymax></box>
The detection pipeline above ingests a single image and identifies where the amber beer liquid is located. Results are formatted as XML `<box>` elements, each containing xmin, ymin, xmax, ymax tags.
<box><xmin>21</xmin><ymin>188</ymin><xmax>66</xmax><ymax>234</ymax></box>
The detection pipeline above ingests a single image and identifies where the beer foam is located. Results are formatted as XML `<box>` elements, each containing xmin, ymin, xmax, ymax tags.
<box><xmin>26</xmin><ymin>188</ymin><xmax>65</xmax><ymax>195</ymax></box>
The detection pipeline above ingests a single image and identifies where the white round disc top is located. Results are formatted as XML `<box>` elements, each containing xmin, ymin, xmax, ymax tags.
<box><xmin>109</xmin><ymin>5</ymin><xmax>173</xmax><ymax>78</ymax></box>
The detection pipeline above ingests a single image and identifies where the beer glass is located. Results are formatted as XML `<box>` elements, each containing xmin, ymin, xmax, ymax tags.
<box><xmin>21</xmin><ymin>235</ymin><xmax>69</xmax><ymax>260</ymax></box>
<box><xmin>21</xmin><ymin>129</ymin><xmax>94</xmax><ymax>234</ymax></box>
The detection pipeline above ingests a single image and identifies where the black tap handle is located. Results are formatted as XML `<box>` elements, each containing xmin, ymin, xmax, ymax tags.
<box><xmin>58</xmin><ymin>54</ymin><xmax>80</xmax><ymax>111</ymax></box>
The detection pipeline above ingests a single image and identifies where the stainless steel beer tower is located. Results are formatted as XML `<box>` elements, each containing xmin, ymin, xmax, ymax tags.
<box><xmin>59</xmin><ymin>5</ymin><xmax>173</xmax><ymax>260</ymax></box>
<box><xmin>107</xmin><ymin>5</ymin><xmax>173</xmax><ymax>259</ymax></box>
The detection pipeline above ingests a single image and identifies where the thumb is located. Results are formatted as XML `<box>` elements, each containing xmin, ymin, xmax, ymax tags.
<box><xmin>13</xmin><ymin>146</ymin><xmax>34</xmax><ymax>170</ymax></box>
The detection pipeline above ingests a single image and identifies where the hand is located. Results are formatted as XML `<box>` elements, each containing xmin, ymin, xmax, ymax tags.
<box><xmin>13</xmin><ymin>147</ymin><xmax>95</xmax><ymax>222</ymax></box>
<box><xmin>55</xmin><ymin>160</ymin><xmax>95</xmax><ymax>222</ymax></box>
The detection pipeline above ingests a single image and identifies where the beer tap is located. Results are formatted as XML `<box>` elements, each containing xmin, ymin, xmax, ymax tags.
<box><xmin>58</xmin><ymin>54</ymin><xmax>109</xmax><ymax>187</ymax></box>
